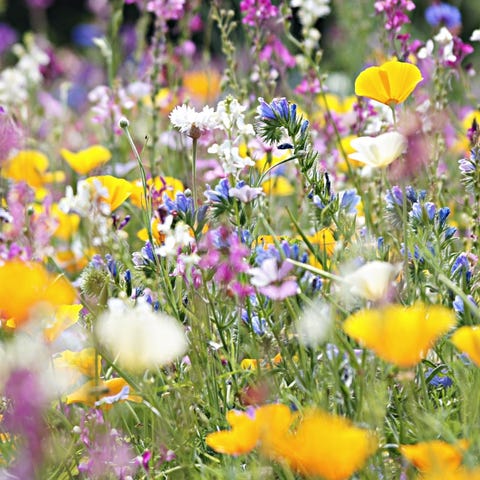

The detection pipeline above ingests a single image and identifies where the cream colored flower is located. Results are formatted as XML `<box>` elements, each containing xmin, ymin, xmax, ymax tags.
<box><xmin>96</xmin><ymin>299</ymin><xmax>187</xmax><ymax>373</ymax></box>
<box><xmin>349</xmin><ymin>132</ymin><xmax>407</xmax><ymax>168</ymax></box>
<box><xmin>343</xmin><ymin>261</ymin><xmax>399</xmax><ymax>301</ymax></box>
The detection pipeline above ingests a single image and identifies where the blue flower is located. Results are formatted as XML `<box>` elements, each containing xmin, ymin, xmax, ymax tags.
<box><xmin>339</xmin><ymin>189</ymin><xmax>360</xmax><ymax>214</ymax></box>
<box><xmin>426</xmin><ymin>368</ymin><xmax>453</xmax><ymax>388</ymax></box>
<box><xmin>425</xmin><ymin>3</ymin><xmax>462</xmax><ymax>30</ymax></box>
<box><xmin>451</xmin><ymin>253</ymin><xmax>471</xmax><ymax>282</ymax></box>
<box><xmin>204</xmin><ymin>178</ymin><xmax>231</xmax><ymax>203</ymax></box>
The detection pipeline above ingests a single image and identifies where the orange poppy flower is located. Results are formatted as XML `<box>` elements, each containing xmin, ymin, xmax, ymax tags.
<box><xmin>355</xmin><ymin>60</ymin><xmax>423</xmax><ymax>107</ymax></box>
<box><xmin>400</xmin><ymin>439</ymin><xmax>469</xmax><ymax>472</ymax></box>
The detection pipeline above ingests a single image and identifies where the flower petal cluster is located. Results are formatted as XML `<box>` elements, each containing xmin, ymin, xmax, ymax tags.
<box><xmin>354</xmin><ymin>60</ymin><xmax>423</xmax><ymax>106</ymax></box>
<box><xmin>343</xmin><ymin>303</ymin><xmax>456</xmax><ymax>367</ymax></box>
<box><xmin>169</xmin><ymin>104</ymin><xmax>219</xmax><ymax>138</ymax></box>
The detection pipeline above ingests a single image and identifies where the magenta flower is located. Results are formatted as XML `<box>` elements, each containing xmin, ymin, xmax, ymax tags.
<box><xmin>240</xmin><ymin>0</ymin><xmax>279</xmax><ymax>27</ymax></box>
<box><xmin>248</xmin><ymin>258</ymin><xmax>299</xmax><ymax>300</ymax></box>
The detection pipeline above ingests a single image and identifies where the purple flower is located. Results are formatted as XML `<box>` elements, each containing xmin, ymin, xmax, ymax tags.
<box><xmin>240</xmin><ymin>0</ymin><xmax>279</xmax><ymax>27</ymax></box>
<box><xmin>0</xmin><ymin>110</ymin><xmax>23</xmax><ymax>164</ymax></box>
<box><xmin>425</xmin><ymin>3</ymin><xmax>462</xmax><ymax>30</ymax></box>
<box><xmin>146</xmin><ymin>0</ymin><xmax>185</xmax><ymax>21</ymax></box>
<box><xmin>0</xmin><ymin>23</ymin><xmax>17</xmax><ymax>55</ymax></box>
<box><xmin>248</xmin><ymin>258</ymin><xmax>299</xmax><ymax>300</ymax></box>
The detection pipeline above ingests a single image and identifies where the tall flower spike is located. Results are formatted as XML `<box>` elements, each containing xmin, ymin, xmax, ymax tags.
<box><xmin>354</xmin><ymin>60</ymin><xmax>423</xmax><ymax>107</ymax></box>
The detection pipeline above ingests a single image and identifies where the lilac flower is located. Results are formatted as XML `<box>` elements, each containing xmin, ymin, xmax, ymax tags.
<box><xmin>3</xmin><ymin>369</ymin><xmax>48</xmax><ymax>478</ymax></box>
<box><xmin>240</xmin><ymin>0</ymin><xmax>279</xmax><ymax>27</ymax></box>
<box><xmin>451</xmin><ymin>252</ymin><xmax>472</xmax><ymax>282</ymax></box>
<box><xmin>204</xmin><ymin>178</ymin><xmax>231</xmax><ymax>203</ymax></box>
<box><xmin>425</xmin><ymin>3</ymin><xmax>462</xmax><ymax>30</ymax></box>
<box><xmin>248</xmin><ymin>258</ymin><xmax>299</xmax><ymax>300</ymax></box>
<box><xmin>0</xmin><ymin>109</ymin><xmax>23</xmax><ymax>163</ymax></box>
<box><xmin>229</xmin><ymin>181</ymin><xmax>264</xmax><ymax>203</ymax></box>
<box><xmin>0</xmin><ymin>23</ymin><xmax>18</xmax><ymax>55</ymax></box>
<box><xmin>146</xmin><ymin>0</ymin><xmax>185</xmax><ymax>20</ymax></box>
<box><xmin>374</xmin><ymin>0</ymin><xmax>415</xmax><ymax>32</ymax></box>
<box><xmin>339</xmin><ymin>189</ymin><xmax>360</xmax><ymax>214</ymax></box>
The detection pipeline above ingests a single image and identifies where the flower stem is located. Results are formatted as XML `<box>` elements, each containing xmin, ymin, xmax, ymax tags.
<box><xmin>192</xmin><ymin>137</ymin><xmax>198</xmax><ymax>210</ymax></box>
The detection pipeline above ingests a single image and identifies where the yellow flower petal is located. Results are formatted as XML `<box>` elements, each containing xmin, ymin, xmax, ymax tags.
<box><xmin>65</xmin><ymin>377</ymin><xmax>141</xmax><ymax>406</ymax></box>
<box><xmin>44</xmin><ymin>304</ymin><xmax>83</xmax><ymax>342</ymax></box>
<box><xmin>86</xmin><ymin>175</ymin><xmax>133</xmax><ymax>211</ymax></box>
<box><xmin>61</xmin><ymin>145</ymin><xmax>111</xmax><ymax>175</ymax></box>
<box><xmin>400</xmin><ymin>439</ymin><xmax>469</xmax><ymax>472</ymax></box>
<box><xmin>355</xmin><ymin>60</ymin><xmax>423</xmax><ymax>106</ymax></box>
<box><xmin>54</xmin><ymin>347</ymin><xmax>101</xmax><ymax>378</ymax></box>
<box><xmin>271</xmin><ymin>410</ymin><xmax>377</xmax><ymax>480</ymax></box>
<box><xmin>52</xmin><ymin>204</ymin><xmax>81</xmax><ymax>241</ymax></box>
<box><xmin>0</xmin><ymin>260</ymin><xmax>76</xmax><ymax>327</ymax></box>
<box><xmin>262</xmin><ymin>177</ymin><xmax>294</xmax><ymax>196</ymax></box>
<box><xmin>451</xmin><ymin>326</ymin><xmax>480</xmax><ymax>366</ymax></box>
<box><xmin>183</xmin><ymin>69</ymin><xmax>221</xmax><ymax>103</ymax></box>
<box><xmin>2</xmin><ymin>150</ymin><xmax>49</xmax><ymax>188</ymax></box>
<box><xmin>343</xmin><ymin>303</ymin><xmax>456</xmax><ymax>368</ymax></box>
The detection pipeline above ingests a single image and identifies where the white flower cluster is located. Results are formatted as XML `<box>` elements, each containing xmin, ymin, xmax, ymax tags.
<box><xmin>208</xmin><ymin>96</ymin><xmax>255</xmax><ymax>176</ymax></box>
<box><xmin>96</xmin><ymin>298</ymin><xmax>188</xmax><ymax>373</ymax></box>
<box><xmin>0</xmin><ymin>34</ymin><xmax>50</xmax><ymax>108</ymax></box>
<box><xmin>155</xmin><ymin>214</ymin><xmax>198</xmax><ymax>263</ymax></box>
<box><xmin>418</xmin><ymin>26</ymin><xmax>459</xmax><ymax>64</ymax></box>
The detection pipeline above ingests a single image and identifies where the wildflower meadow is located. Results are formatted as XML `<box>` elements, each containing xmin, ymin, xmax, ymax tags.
<box><xmin>2</xmin><ymin>0</ymin><xmax>480</xmax><ymax>478</ymax></box>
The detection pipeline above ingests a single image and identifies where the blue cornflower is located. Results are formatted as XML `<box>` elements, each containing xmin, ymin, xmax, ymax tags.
<box><xmin>425</xmin><ymin>3</ymin><xmax>462</xmax><ymax>30</ymax></box>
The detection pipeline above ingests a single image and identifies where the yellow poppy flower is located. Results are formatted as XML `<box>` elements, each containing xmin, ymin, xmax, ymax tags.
<box><xmin>400</xmin><ymin>439</ymin><xmax>469</xmax><ymax>472</ymax></box>
<box><xmin>343</xmin><ymin>303</ymin><xmax>456</xmax><ymax>368</ymax></box>
<box><xmin>52</xmin><ymin>204</ymin><xmax>81</xmax><ymax>241</ymax></box>
<box><xmin>54</xmin><ymin>248</ymin><xmax>93</xmax><ymax>274</ymax></box>
<box><xmin>269</xmin><ymin>409</ymin><xmax>377</xmax><ymax>480</ymax></box>
<box><xmin>86</xmin><ymin>175</ymin><xmax>133</xmax><ymax>211</ymax></box>
<box><xmin>0</xmin><ymin>260</ymin><xmax>76</xmax><ymax>327</ymax></box>
<box><xmin>421</xmin><ymin>467</ymin><xmax>480</xmax><ymax>480</ymax></box>
<box><xmin>451</xmin><ymin>326</ymin><xmax>480</xmax><ymax>366</ymax></box>
<box><xmin>61</xmin><ymin>145</ymin><xmax>111</xmax><ymax>175</ymax></box>
<box><xmin>65</xmin><ymin>377</ymin><xmax>142</xmax><ymax>407</ymax></box>
<box><xmin>306</xmin><ymin>228</ymin><xmax>336</xmax><ymax>255</ymax></box>
<box><xmin>2</xmin><ymin>150</ymin><xmax>63</xmax><ymax>188</ymax></box>
<box><xmin>256</xmin><ymin>152</ymin><xmax>290</xmax><ymax>173</ymax></box>
<box><xmin>44</xmin><ymin>304</ymin><xmax>83</xmax><ymax>343</ymax></box>
<box><xmin>183</xmin><ymin>69</ymin><xmax>221</xmax><ymax>103</ymax></box>
<box><xmin>129</xmin><ymin>176</ymin><xmax>184</xmax><ymax>209</ymax></box>
<box><xmin>261</xmin><ymin>176</ymin><xmax>294</xmax><ymax>196</ymax></box>
<box><xmin>354</xmin><ymin>60</ymin><xmax>423</xmax><ymax>107</ymax></box>
<box><xmin>316</xmin><ymin>93</ymin><xmax>357</xmax><ymax>114</ymax></box>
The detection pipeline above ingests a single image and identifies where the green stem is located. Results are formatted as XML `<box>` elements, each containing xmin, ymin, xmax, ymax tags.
<box><xmin>192</xmin><ymin>137</ymin><xmax>198</xmax><ymax>210</ymax></box>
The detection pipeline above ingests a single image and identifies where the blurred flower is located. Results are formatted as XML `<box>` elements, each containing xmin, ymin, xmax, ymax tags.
<box><xmin>342</xmin><ymin>260</ymin><xmax>399</xmax><ymax>301</ymax></box>
<box><xmin>66</xmin><ymin>377</ymin><xmax>142</xmax><ymax>406</ymax></box>
<box><xmin>471</xmin><ymin>29</ymin><xmax>480</xmax><ymax>42</ymax></box>
<box><xmin>43</xmin><ymin>304</ymin><xmax>83</xmax><ymax>342</ymax></box>
<box><xmin>0</xmin><ymin>260</ymin><xmax>76</xmax><ymax>327</ymax></box>
<box><xmin>425</xmin><ymin>3</ymin><xmax>462</xmax><ymax>31</ymax></box>
<box><xmin>51</xmin><ymin>204</ymin><xmax>81</xmax><ymax>241</ymax></box>
<box><xmin>261</xmin><ymin>176</ymin><xmax>295</xmax><ymax>196</ymax></box>
<box><xmin>269</xmin><ymin>409</ymin><xmax>377</xmax><ymax>480</ymax></box>
<box><xmin>354</xmin><ymin>60</ymin><xmax>423</xmax><ymax>107</ymax></box>
<box><xmin>349</xmin><ymin>131</ymin><xmax>407</xmax><ymax>168</ymax></box>
<box><xmin>147</xmin><ymin>0</ymin><xmax>185</xmax><ymax>20</ymax></box>
<box><xmin>2</xmin><ymin>150</ymin><xmax>64</xmax><ymax>188</ymax></box>
<box><xmin>183</xmin><ymin>70</ymin><xmax>221</xmax><ymax>104</ymax></box>
<box><xmin>96</xmin><ymin>298</ymin><xmax>187</xmax><ymax>373</ymax></box>
<box><xmin>229</xmin><ymin>181</ymin><xmax>264</xmax><ymax>203</ymax></box>
<box><xmin>72</xmin><ymin>23</ymin><xmax>104</xmax><ymax>48</ymax></box>
<box><xmin>451</xmin><ymin>326</ymin><xmax>480</xmax><ymax>366</ymax></box>
<box><xmin>0</xmin><ymin>109</ymin><xmax>23</xmax><ymax>163</ymax></box>
<box><xmin>61</xmin><ymin>145</ymin><xmax>111</xmax><ymax>175</ymax></box>
<box><xmin>296</xmin><ymin>300</ymin><xmax>333</xmax><ymax>347</ymax></box>
<box><xmin>206</xmin><ymin>404</ymin><xmax>292</xmax><ymax>455</ymax></box>
<box><xmin>240</xmin><ymin>0</ymin><xmax>279</xmax><ymax>26</ymax></box>
<box><xmin>343</xmin><ymin>303</ymin><xmax>456</xmax><ymax>368</ymax></box>
<box><xmin>0</xmin><ymin>23</ymin><xmax>18</xmax><ymax>55</ymax></box>
<box><xmin>400</xmin><ymin>439</ymin><xmax>469</xmax><ymax>472</ymax></box>
<box><xmin>54</xmin><ymin>347</ymin><xmax>100</xmax><ymax>379</ymax></box>
<box><xmin>248</xmin><ymin>258</ymin><xmax>299</xmax><ymax>300</ymax></box>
